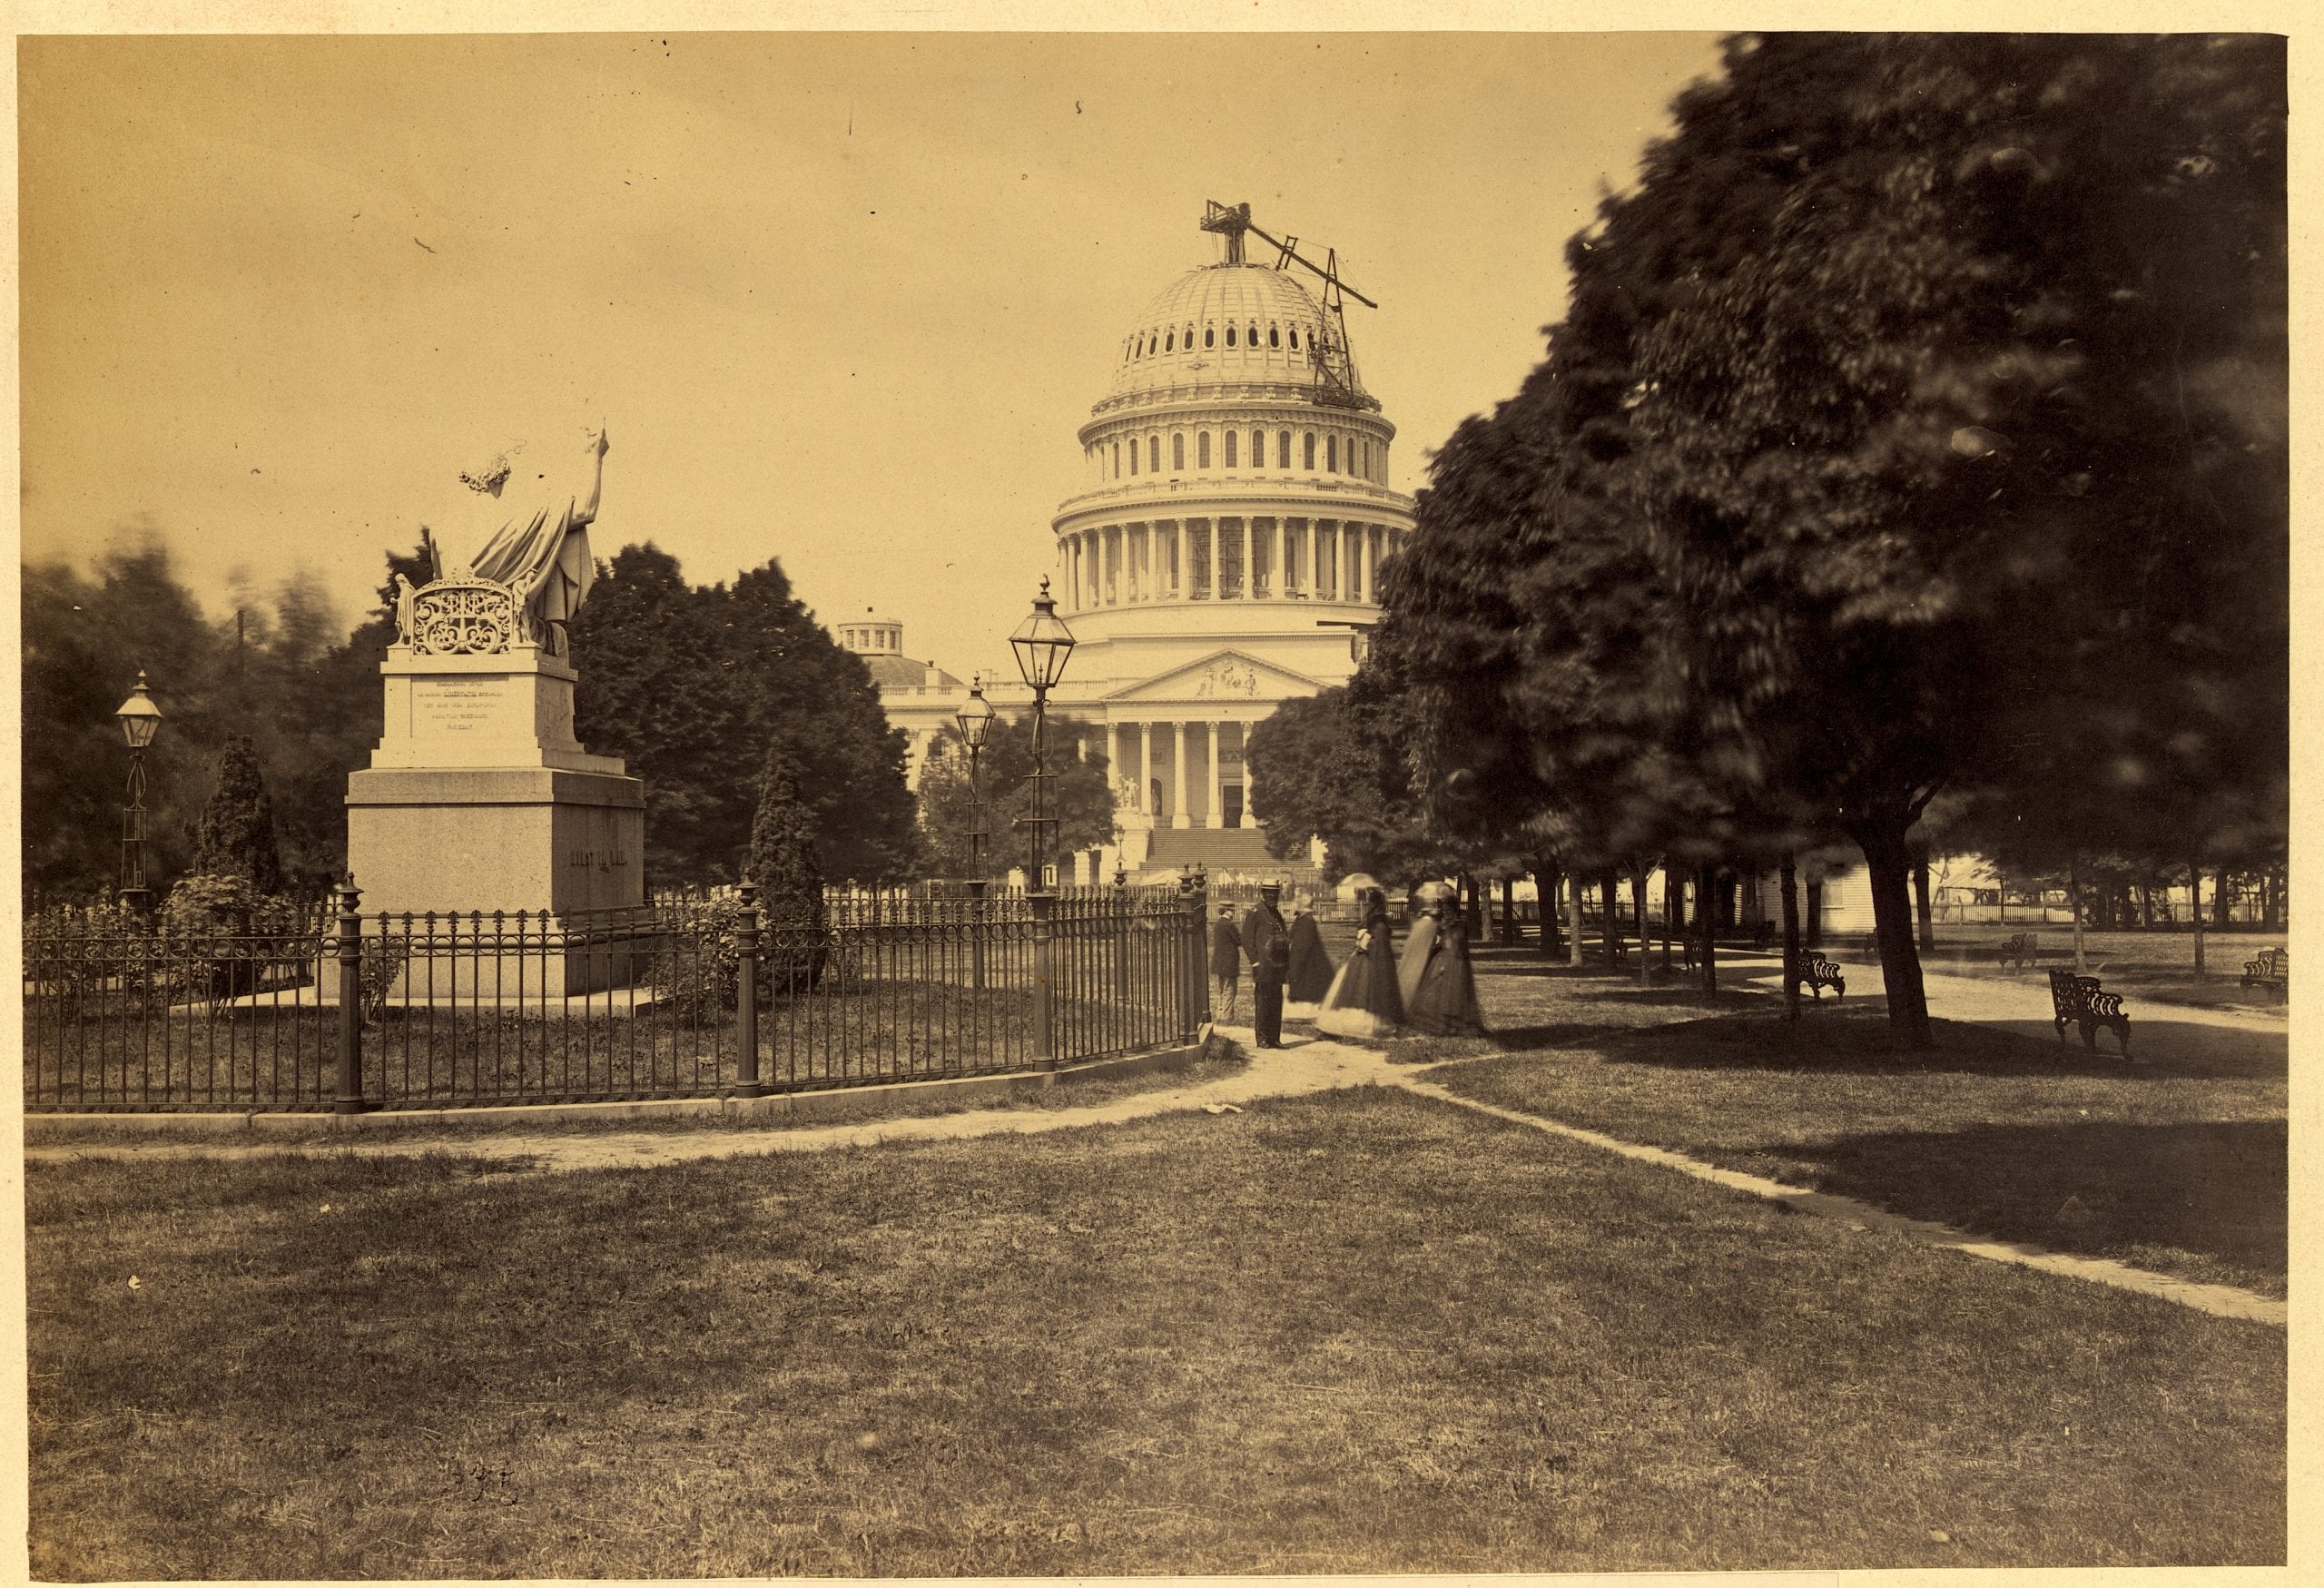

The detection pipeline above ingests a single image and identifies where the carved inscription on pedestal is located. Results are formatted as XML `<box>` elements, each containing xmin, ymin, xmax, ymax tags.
<box><xmin>416</xmin><ymin>679</ymin><xmax>500</xmax><ymax>734</ymax></box>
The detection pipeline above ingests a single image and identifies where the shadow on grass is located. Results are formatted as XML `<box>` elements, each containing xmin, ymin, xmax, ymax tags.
<box><xmin>1578</xmin><ymin>1002</ymin><xmax>2276</xmax><ymax>1081</ymax></box>
<box><xmin>1799</xmin><ymin>1116</ymin><xmax>2289</xmax><ymax>1293</ymax></box>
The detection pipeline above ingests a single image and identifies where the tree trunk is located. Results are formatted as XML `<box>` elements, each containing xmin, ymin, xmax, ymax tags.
<box><xmin>2138</xmin><ymin>878</ymin><xmax>2153</xmax><ymax>929</ymax></box>
<box><xmin>1781</xmin><ymin>853</ymin><xmax>1802</xmax><ymax>1024</ymax></box>
<box><xmin>1661</xmin><ymin>870</ymin><xmax>1676</xmax><ymax>972</ymax></box>
<box><xmin>2069</xmin><ymin>853</ymin><xmax>2088</xmax><ymax>974</ymax></box>
<box><xmin>1854</xmin><ymin>813</ymin><xmax>1933</xmax><ymax>1047</ymax></box>
<box><xmin>1912</xmin><ymin>860</ymin><xmax>1934</xmax><ymax>952</ymax></box>
<box><xmin>1500</xmin><ymin>876</ymin><xmax>1517</xmax><ymax>946</ymax></box>
<box><xmin>2190</xmin><ymin>857</ymin><xmax>2206</xmax><ymax>977</ymax></box>
<box><xmin>1635</xmin><ymin>864</ymin><xmax>1652</xmax><ymax>987</ymax></box>
<box><xmin>1532</xmin><ymin>866</ymin><xmax>1560</xmax><ymax>957</ymax></box>
<box><xmin>2215</xmin><ymin>868</ymin><xmax>2233</xmax><ymax>929</ymax></box>
<box><xmin>1566</xmin><ymin>872</ymin><xmax>1584</xmax><ymax>969</ymax></box>
<box><xmin>1696</xmin><ymin>861</ymin><xmax>1718</xmax><ymax>996</ymax></box>
<box><xmin>1601</xmin><ymin>872</ymin><xmax>1620</xmax><ymax>966</ymax></box>
<box><xmin>1464</xmin><ymin>873</ymin><xmax>1484</xmax><ymax>940</ymax></box>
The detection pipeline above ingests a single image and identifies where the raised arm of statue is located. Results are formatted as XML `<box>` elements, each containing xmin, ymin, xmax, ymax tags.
<box><xmin>572</xmin><ymin>425</ymin><xmax>609</xmax><ymax>529</ymax></box>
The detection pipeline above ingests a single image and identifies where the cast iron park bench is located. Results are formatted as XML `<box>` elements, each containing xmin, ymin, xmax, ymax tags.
<box><xmin>2048</xmin><ymin>969</ymin><xmax>2132</xmax><ymax>1058</ymax></box>
<box><xmin>2240</xmin><ymin>947</ymin><xmax>2288</xmax><ymax>1001</ymax></box>
<box><xmin>1997</xmin><ymin>932</ymin><xmax>2039</xmax><ymax>970</ymax></box>
<box><xmin>1787</xmin><ymin>952</ymin><xmax>1846</xmax><ymax>1001</ymax></box>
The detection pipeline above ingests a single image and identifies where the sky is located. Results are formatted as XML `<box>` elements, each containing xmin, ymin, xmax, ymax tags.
<box><xmin>19</xmin><ymin>30</ymin><xmax>1727</xmax><ymax>679</ymax></box>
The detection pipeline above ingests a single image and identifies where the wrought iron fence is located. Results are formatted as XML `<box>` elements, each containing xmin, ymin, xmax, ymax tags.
<box><xmin>23</xmin><ymin>879</ymin><xmax>1212</xmax><ymax>1114</ymax></box>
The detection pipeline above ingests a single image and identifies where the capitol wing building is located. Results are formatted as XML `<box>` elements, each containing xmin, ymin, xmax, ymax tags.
<box><xmin>846</xmin><ymin>209</ymin><xmax>1417</xmax><ymax>883</ymax></box>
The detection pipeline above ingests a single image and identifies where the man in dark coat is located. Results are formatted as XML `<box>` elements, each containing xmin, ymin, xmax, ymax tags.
<box><xmin>1209</xmin><ymin>903</ymin><xmax>1243</xmax><ymax>1021</ymax></box>
<box><xmin>1241</xmin><ymin>882</ymin><xmax>1293</xmax><ymax>1049</ymax></box>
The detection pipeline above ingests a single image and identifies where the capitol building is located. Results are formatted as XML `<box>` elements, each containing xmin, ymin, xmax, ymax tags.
<box><xmin>844</xmin><ymin>205</ymin><xmax>1416</xmax><ymax>883</ymax></box>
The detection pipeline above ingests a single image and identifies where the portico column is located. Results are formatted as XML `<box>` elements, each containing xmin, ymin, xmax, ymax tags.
<box><xmin>1206</xmin><ymin>518</ymin><xmax>1221</xmax><ymax>601</ymax></box>
<box><xmin>1352</xmin><ymin>525</ymin><xmax>1366</xmax><ymax>603</ymax></box>
<box><xmin>1206</xmin><ymin>722</ymin><xmax>1224</xmax><ymax>830</ymax></box>
<box><xmin>1171</xmin><ymin>721</ymin><xmax>1190</xmax><ymax>828</ymax></box>
<box><xmin>1274</xmin><ymin>518</ymin><xmax>1287</xmax><ymax>598</ymax></box>
<box><xmin>1175</xmin><ymin>519</ymin><xmax>1188</xmax><ymax>599</ymax></box>
<box><xmin>1241</xmin><ymin>516</ymin><xmax>1255</xmax><ymax>599</ymax></box>
<box><xmin>1237</xmin><ymin>723</ymin><xmax>1257</xmax><ymax>828</ymax></box>
<box><xmin>1139</xmin><ymin>722</ymin><xmax>1153</xmax><ymax>814</ymax></box>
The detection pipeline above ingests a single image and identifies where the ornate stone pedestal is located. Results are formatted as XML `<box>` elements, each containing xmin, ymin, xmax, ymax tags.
<box><xmin>346</xmin><ymin>578</ymin><xmax>646</xmax><ymax>995</ymax></box>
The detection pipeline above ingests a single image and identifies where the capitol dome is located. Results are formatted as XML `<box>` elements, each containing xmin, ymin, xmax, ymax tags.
<box><xmin>1106</xmin><ymin>263</ymin><xmax>1368</xmax><ymax>406</ymax></box>
<box><xmin>1039</xmin><ymin>203</ymin><xmax>1418</xmax><ymax>872</ymax></box>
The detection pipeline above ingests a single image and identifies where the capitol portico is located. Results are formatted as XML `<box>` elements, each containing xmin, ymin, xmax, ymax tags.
<box><xmin>848</xmin><ymin>206</ymin><xmax>1417</xmax><ymax>879</ymax></box>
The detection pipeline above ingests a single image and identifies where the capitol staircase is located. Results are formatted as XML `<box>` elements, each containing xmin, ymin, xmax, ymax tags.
<box><xmin>1137</xmin><ymin>825</ymin><xmax>1321</xmax><ymax>886</ymax></box>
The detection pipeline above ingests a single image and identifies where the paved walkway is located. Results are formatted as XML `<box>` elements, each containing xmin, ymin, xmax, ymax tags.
<box><xmin>30</xmin><ymin>1011</ymin><xmax>2283</xmax><ymax>1327</ymax></box>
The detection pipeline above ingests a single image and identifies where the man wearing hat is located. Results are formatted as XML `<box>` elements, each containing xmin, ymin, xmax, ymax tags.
<box><xmin>1241</xmin><ymin>882</ymin><xmax>1293</xmax><ymax>1050</ymax></box>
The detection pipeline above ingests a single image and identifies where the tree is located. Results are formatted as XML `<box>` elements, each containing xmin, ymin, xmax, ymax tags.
<box><xmin>571</xmin><ymin>546</ymin><xmax>925</xmax><ymax>886</ymax></box>
<box><xmin>570</xmin><ymin>543</ymin><xmax>747</xmax><ymax>885</ymax></box>
<box><xmin>22</xmin><ymin>540</ymin><xmax>237</xmax><ymax>905</ymax></box>
<box><xmin>1372</xmin><ymin>34</ymin><xmax>2283</xmax><ymax>1043</ymax></box>
<box><xmin>1611</xmin><ymin>34</ymin><xmax>2286</xmax><ymax>1041</ymax></box>
<box><xmin>916</xmin><ymin>715</ymin><xmax>1115</xmax><ymax>879</ymax></box>
<box><xmin>191</xmin><ymin>735</ymin><xmax>285</xmax><ymax>895</ymax></box>
<box><xmin>723</xmin><ymin>560</ymin><xmax>923</xmax><ymax>882</ymax></box>
<box><xmin>748</xmin><ymin>748</ymin><xmax>825</xmax><ymax>922</ymax></box>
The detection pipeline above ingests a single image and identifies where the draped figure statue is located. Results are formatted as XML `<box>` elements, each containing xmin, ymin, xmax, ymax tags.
<box><xmin>427</xmin><ymin>425</ymin><xmax>608</xmax><ymax>655</ymax></box>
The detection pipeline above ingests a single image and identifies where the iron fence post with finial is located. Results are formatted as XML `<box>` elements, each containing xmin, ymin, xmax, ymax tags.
<box><xmin>333</xmin><ymin>873</ymin><xmax>367</xmax><ymax>1114</ymax></box>
<box><xmin>1194</xmin><ymin>863</ymin><xmax>1212</xmax><ymax>1027</ymax></box>
<box><xmin>735</xmin><ymin>880</ymin><xmax>763</xmax><ymax>1098</ymax></box>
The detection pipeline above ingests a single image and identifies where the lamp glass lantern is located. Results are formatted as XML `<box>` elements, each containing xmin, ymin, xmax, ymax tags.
<box><xmin>954</xmin><ymin>674</ymin><xmax>996</xmax><ymax>752</ymax></box>
<box><xmin>1009</xmin><ymin>577</ymin><xmax>1077</xmax><ymax>692</ymax></box>
<box><xmin>1009</xmin><ymin>578</ymin><xmax>1077</xmax><ymax>895</ymax></box>
<box><xmin>115</xmin><ymin>671</ymin><xmax>163</xmax><ymax>749</ymax></box>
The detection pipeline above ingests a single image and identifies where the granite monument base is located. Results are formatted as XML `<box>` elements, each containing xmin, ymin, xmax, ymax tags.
<box><xmin>346</xmin><ymin>767</ymin><xmax>648</xmax><ymax>997</ymax></box>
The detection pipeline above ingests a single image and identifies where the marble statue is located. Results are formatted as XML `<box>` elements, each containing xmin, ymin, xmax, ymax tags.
<box><xmin>428</xmin><ymin>425</ymin><xmax>608</xmax><ymax>654</ymax></box>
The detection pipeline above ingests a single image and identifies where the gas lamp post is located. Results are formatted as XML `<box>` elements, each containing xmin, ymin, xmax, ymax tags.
<box><xmin>113</xmin><ymin>671</ymin><xmax>163</xmax><ymax>912</ymax></box>
<box><xmin>1009</xmin><ymin>578</ymin><xmax>1076</xmax><ymax>1067</ymax></box>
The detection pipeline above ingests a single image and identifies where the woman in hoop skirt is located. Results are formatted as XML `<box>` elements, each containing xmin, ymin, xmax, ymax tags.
<box><xmin>1284</xmin><ymin>900</ymin><xmax>1334</xmax><ymax>1021</ymax></box>
<box><xmin>1406</xmin><ymin>888</ymin><xmax>1488</xmax><ymax>1037</ymax></box>
<box><xmin>1316</xmin><ymin>887</ymin><xmax>1404</xmax><ymax>1041</ymax></box>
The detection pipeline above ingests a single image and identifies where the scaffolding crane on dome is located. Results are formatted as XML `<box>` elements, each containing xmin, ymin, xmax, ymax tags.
<box><xmin>1200</xmin><ymin>200</ymin><xmax>1379</xmax><ymax>412</ymax></box>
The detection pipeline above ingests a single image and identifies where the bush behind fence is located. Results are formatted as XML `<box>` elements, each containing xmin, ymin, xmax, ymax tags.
<box><xmin>24</xmin><ymin>880</ymin><xmax>1211</xmax><ymax>1114</ymax></box>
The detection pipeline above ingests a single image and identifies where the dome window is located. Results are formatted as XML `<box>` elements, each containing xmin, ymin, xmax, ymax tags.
<box><xmin>1328</xmin><ymin>434</ymin><xmax>1339</xmax><ymax>472</ymax></box>
<box><xmin>1198</xmin><ymin>431</ymin><xmax>1212</xmax><ymax>468</ymax></box>
<box><xmin>1277</xmin><ymin>429</ymin><xmax>1291</xmax><ymax>468</ymax></box>
<box><xmin>1128</xmin><ymin>440</ymin><xmax>1138</xmax><ymax>476</ymax></box>
<box><xmin>1209</xmin><ymin>326</ymin><xmax>1220</xmax><ymax>348</ymax></box>
<box><xmin>1252</xmin><ymin>429</ymin><xmax>1265</xmax><ymax>467</ymax></box>
<box><xmin>1224</xmin><ymin>325</ymin><xmax>1236</xmax><ymax>348</ymax></box>
<box><xmin>1269</xmin><ymin>324</ymin><xmax>1280</xmax><ymax>348</ymax></box>
<box><xmin>1113</xmin><ymin>440</ymin><xmax>1122</xmax><ymax>478</ymax></box>
<box><xmin>1225</xmin><ymin>430</ymin><xmax>1238</xmax><ymax>468</ymax></box>
<box><xmin>1288</xmin><ymin>328</ymin><xmax>1299</xmax><ymax>350</ymax></box>
<box><xmin>1248</xmin><ymin>322</ymin><xmax>1260</xmax><ymax>347</ymax></box>
<box><xmin>1304</xmin><ymin>431</ymin><xmax>1315</xmax><ymax>469</ymax></box>
<box><xmin>1173</xmin><ymin>432</ymin><xmax>1186</xmax><ymax>471</ymax></box>
<box><xmin>1166</xmin><ymin>330</ymin><xmax>1175</xmax><ymax>352</ymax></box>
<box><xmin>1149</xmin><ymin>435</ymin><xmax>1161</xmax><ymax>472</ymax></box>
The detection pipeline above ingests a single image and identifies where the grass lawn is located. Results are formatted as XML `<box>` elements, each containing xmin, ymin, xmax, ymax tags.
<box><xmin>29</xmin><ymin>1085</ymin><xmax>2282</xmax><ymax>1576</ymax></box>
<box><xmin>1416</xmin><ymin>960</ymin><xmax>2287</xmax><ymax>1297</ymax></box>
